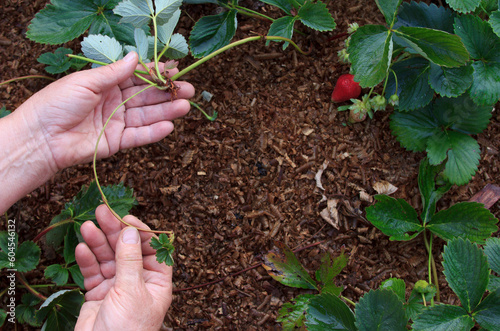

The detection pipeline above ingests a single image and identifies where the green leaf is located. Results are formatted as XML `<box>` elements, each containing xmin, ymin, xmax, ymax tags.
<box><xmin>395</xmin><ymin>1</ymin><xmax>456</xmax><ymax>33</ymax></box>
<box><xmin>447</xmin><ymin>0</ymin><xmax>482</xmax><ymax>13</ymax></box>
<box><xmin>267</xmin><ymin>16</ymin><xmax>297</xmax><ymax>50</ymax></box>
<box><xmin>427</xmin><ymin>202</ymin><xmax>498</xmax><ymax>243</ymax></box>
<box><xmin>37</xmin><ymin>48</ymin><xmax>73</xmax><ymax>74</ymax></box>
<box><xmin>154</xmin><ymin>0</ymin><xmax>183</xmax><ymax>25</ymax></box>
<box><xmin>474</xmin><ymin>288</ymin><xmax>500</xmax><ymax>329</ymax></box>
<box><xmin>189</xmin><ymin>9</ymin><xmax>237</xmax><ymax>58</ymax></box>
<box><xmin>386</xmin><ymin>57</ymin><xmax>434</xmax><ymax>111</ymax></box>
<box><xmin>442</xmin><ymin>238</ymin><xmax>489</xmax><ymax>312</ymax></box>
<box><xmin>426</xmin><ymin>131</ymin><xmax>480</xmax><ymax>185</ymax></box>
<box><xmin>150</xmin><ymin>233</ymin><xmax>175</xmax><ymax>266</ymax></box>
<box><xmin>45</xmin><ymin>264</ymin><xmax>69</xmax><ymax>286</ymax></box>
<box><xmin>69</xmin><ymin>264</ymin><xmax>85</xmax><ymax>289</ymax></box>
<box><xmin>470</xmin><ymin>61</ymin><xmax>500</xmax><ymax>106</ymax></box>
<box><xmin>88</xmin><ymin>9</ymin><xmax>139</xmax><ymax>46</ymax></box>
<box><xmin>428</xmin><ymin>63</ymin><xmax>473</xmax><ymax>97</ymax></box>
<box><xmin>305</xmin><ymin>292</ymin><xmax>357</xmax><ymax>331</ymax></box>
<box><xmin>418</xmin><ymin>158</ymin><xmax>452</xmax><ymax>224</ymax></box>
<box><xmin>261</xmin><ymin>0</ymin><xmax>293</xmax><ymax>15</ymax></box>
<box><xmin>27</xmin><ymin>0</ymin><xmax>100</xmax><ymax>44</ymax></box>
<box><xmin>128</xmin><ymin>28</ymin><xmax>149</xmax><ymax>61</ymax></box>
<box><xmin>0</xmin><ymin>232</ymin><xmax>40</xmax><ymax>272</ymax></box>
<box><xmin>375</xmin><ymin>0</ymin><xmax>403</xmax><ymax>26</ymax></box>
<box><xmin>394</xmin><ymin>26</ymin><xmax>469</xmax><ymax>67</ymax></box>
<box><xmin>36</xmin><ymin>290</ymin><xmax>84</xmax><ymax>330</ymax></box>
<box><xmin>315</xmin><ymin>250</ymin><xmax>348</xmax><ymax>295</ymax></box>
<box><xmin>412</xmin><ymin>304</ymin><xmax>474</xmax><ymax>330</ymax></box>
<box><xmin>390</xmin><ymin>105</ymin><xmax>440</xmax><ymax>152</ymax></box>
<box><xmin>164</xmin><ymin>33</ymin><xmax>189</xmax><ymax>59</ymax></box>
<box><xmin>263</xmin><ymin>241</ymin><xmax>318</xmax><ymax>290</ymax></box>
<box><xmin>380</xmin><ymin>278</ymin><xmax>406</xmax><ymax>301</ymax></box>
<box><xmin>432</xmin><ymin>95</ymin><xmax>492</xmax><ymax>134</ymax></box>
<box><xmin>349</xmin><ymin>25</ymin><xmax>393</xmax><ymax>88</ymax></box>
<box><xmin>16</xmin><ymin>293</ymin><xmax>41</xmax><ymax>326</ymax></box>
<box><xmin>355</xmin><ymin>288</ymin><xmax>408</xmax><ymax>331</ymax></box>
<box><xmin>365</xmin><ymin>195</ymin><xmax>423</xmax><ymax>241</ymax></box>
<box><xmin>454</xmin><ymin>14</ymin><xmax>500</xmax><ymax>62</ymax></box>
<box><xmin>0</xmin><ymin>106</ymin><xmax>11</xmax><ymax>118</ymax></box>
<box><xmin>63</xmin><ymin>228</ymin><xmax>78</xmax><ymax>265</ymax></box>
<box><xmin>81</xmin><ymin>34</ymin><xmax>123</xmax><ymax>65</ymax></box>
<box><xmin>157</xmin><ymin>8</ymin><xmax>181</xmax><ymax>45</ymax></box>
<box><xmin>114</xmin><ymin>0</ymin><xmax>153</xmax><ymax>27</ymax></box>
<box><xmin>298</xmin><ymin>1</ymin><xmax>335</xmax><ymax>32</ymax></box>
<box><xmin>277</xmin><ymin>294</ymin><xmax>314</xmax><ymax>330</ymax></box>
<box><xmin>490</xmin><ymin>11</ymin><xmax>500</xmax><ymax>38</ymax></box>
<box><xmin>484</xmin><ymin>237</ymin><xmax>500</xmax><ymax>273</ymax></box>
<box><xmin>489</xmin><ymin>275</ymin><xmax>500</xmax><ymax>291</ymax></box>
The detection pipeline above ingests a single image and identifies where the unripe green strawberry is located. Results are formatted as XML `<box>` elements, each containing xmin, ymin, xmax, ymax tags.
<box><xmin>331</xmin><ymin>74</ymin><xmax>361</xmax><ymax>103</ymax></box>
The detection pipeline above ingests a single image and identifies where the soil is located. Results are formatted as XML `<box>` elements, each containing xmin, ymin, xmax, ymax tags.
<box><xmin>1</xmin><ymin>0</ymin><xmax>499</xmax><ymax>330</ymax></box>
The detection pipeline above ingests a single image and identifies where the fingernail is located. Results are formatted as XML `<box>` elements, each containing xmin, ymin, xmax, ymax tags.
<box><xmin>122</xmin><ymin>227</ymin><xmax>139</xmax><ymax>244</ymax></box>
<box><xmin>123</xmin><ymin>51</ymin><xmax>136</xmax><ymax>62</ymax></box>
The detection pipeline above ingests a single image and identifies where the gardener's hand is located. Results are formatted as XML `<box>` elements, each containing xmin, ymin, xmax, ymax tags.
<box><xmin>0</xmin><ymin>51</ymin><xmax>194</xmax><ymax>213</ymax></box>
<box><xmin>75</xmin><ymin>204</ymin><xmax>172</xmax><ymax>331</ymax></box>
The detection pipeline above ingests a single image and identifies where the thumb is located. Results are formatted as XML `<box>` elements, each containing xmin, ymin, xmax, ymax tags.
<box><xmin>87</xmin><ymin>51</ymin><xmax>139</xmax><ymax>93</ymax></box>
<box><xmin>114</xmin><ymin>227</ymin><xmax>144</xmax><ymax>288</ymax></box>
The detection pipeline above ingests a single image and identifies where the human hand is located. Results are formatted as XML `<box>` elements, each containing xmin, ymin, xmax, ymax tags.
<box><xmin>74</xmin><ymin>205</ymin><xmax>172</xmax><ymax>331</ymax></box>
<box><xmin>15</xmin><ymin>51</ymin><xmax>195</xmax><ymax>172</ymax></box>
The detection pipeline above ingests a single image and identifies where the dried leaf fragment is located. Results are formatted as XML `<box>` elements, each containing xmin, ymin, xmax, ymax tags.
<box><xmin>373</xmin><ymin>180</ymin><xmax>398</xmax><ymax>195</ymax></box>
<box><xmin>320</xmin><ymin>199</ymin><xmax>340</xmax><ymax>229</ymax></box>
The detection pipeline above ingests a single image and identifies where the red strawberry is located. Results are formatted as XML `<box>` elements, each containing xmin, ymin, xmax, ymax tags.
<box><xmin>331</xmin><ymin>74</ymin><xmax>361</xmax><ymax>103</ymax></box>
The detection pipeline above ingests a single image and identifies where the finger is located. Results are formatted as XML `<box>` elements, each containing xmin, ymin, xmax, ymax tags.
<box><xmin>123</xmin><ymin>81</ymin><xmax>195</xmax><ymax>107</ymax></box>
<box><xmin>125</xmin><ymin>99</ymin><xmax>191</xmax><ymax>127</ymax></box>
<box><xmin>119</xmin><ymin>121</ymin><xmax>175</xmax><ymax>150</ymax></box>
<box><xmin>75</xmin><ymin>242</ymin><xmax>107</xmax><ymax>291</ymax></box>
<box><xmin>79</xmin><ymin>52</ymin><xmax>139</xmax><ymax>94</ymax></box>
<box><xmin>79</xmin><ymin>221</ymin><xmax>116</xmax><ymax>279</ymax></box>
<box><xmin>96</xmin><ymin>205</ymin><xmax>156</xmax><ymax>253</ymax></box>
<box><xmin>114</xmin><ymin>227</ymin><xmax>144</xmax><ymax>287</ymax></box>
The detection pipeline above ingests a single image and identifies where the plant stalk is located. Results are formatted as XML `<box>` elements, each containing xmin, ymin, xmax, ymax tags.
<box><xmin>17</xmin><ymin>272</ymin><xmax>47</xmax><ymax>301</ymax></box>
<box><xmin>33</xmin><ymin>218</ymin><xmax>74</xmax><ymax>243</ymax></box>
<box><xmin>0</xmin><ymin>75</ymin><xmax>56</xmax><ymax>86</ymax></box>
<box><xmin>423</xmin><ymin>231</ymin><xmax>440</xmax><ymax>303</ymax></box>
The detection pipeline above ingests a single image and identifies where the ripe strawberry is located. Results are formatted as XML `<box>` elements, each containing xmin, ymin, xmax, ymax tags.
<box><xmin>331</xmin><ymin>74</ymin><xmax>361</xmax><ymax>103</ymax></box>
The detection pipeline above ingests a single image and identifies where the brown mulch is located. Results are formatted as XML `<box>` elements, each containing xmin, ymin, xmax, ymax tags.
<box><xmin>1</xmin><ymin>0</ymin><xmax>499</xmax><ymax>329</ymax></box>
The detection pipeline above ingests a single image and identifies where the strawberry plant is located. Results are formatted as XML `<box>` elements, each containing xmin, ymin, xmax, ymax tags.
<box><xmin>366</xmin><ymin>157</ymin><xmax>498</xmax><ymax>300</ymax></box>
<box><xmin>0</xmin><ymin>181</ymin><xmax>137</xmax><ymax>330</ymax></box>
<box><xmin>184</xmin><ymin>0</ymin><xmax>336</xmax><ymax>57</ymax></box>
<box><xmin>341</xmin><ymin>0</ymin><xmax>500</xmax><ymax>185</ymax></box>
<box><xmin>263</xmin><ymin>237</ymin><xmax>500</xmax><ymax>329</ymax></box>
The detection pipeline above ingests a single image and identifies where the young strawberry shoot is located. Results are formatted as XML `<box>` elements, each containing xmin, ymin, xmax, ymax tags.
<box><xmin>68</xmin><ymin>0</ymin><xmax>310</xmax><ymax>266</ymax></box>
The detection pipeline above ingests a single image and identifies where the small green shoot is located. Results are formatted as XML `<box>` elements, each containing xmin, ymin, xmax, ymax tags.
<box><xmin>150</xmin><ymin>233</ymin><xmax>175</xmax><ymax>266</ymax></box>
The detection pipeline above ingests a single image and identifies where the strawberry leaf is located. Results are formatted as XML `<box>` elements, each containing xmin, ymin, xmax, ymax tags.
<box><xmin>298</xmin><ymin>1</ymin><xmax>336</xmax><ymax>32</ymax></box>
<box><xmin>474</xmin><ymin>288</ymin><xmax>500</xmax><ymax>330</ymax></box>
<box><xmin>355</xmin><ymin>289</ymin><xmax>408</xmax><ymax>330</ymax></box>
<box><xmin>45</xmin><ymin>264</ymin><xmax>69</xmax><ymax>286</ymax></box>
<box><xmin>390</xmin><ymin>105</ymin><xmax>439</xmax><ymax>152</ymax></box>
<box><xmin>484</xmin><ymin>237</ymin><xmax>500</xmax><ymax>274</ymax></box>
<box><xmin>418</xmin><ymin>158</ymin><xmax>452</xmax><ymax>224</ymax></box>
<box><xmin>27</xmin><ymin>0</ymin><xmax>135</xmax><ymax>45</ymax></box>
<box><xmin>267</xmin><ymin>16</ymin><xmax>297</xmax><ymax>50</ymax></box>
<box><xmin>261</xmin><ymin>0</ymin><xmax>293</xmax><ymax>15</ymax></box>
<box><xmin>263</xmin><ymin>241</ymin><xmax>318</xmax><ymax>290</ymax></box>
<box><xmin>348</xmin><ymin>25</ymin><xmax>393</xmax><ymax>88</ymax></box>
<box><xmin>189</xmin><ymin>9</ymin><xmax>237</xmax><ymax>58</ymax></box>
<box><xmin>0</xmin><ymin>232</ymin><xmax>40</xmax><ymax>273</ymax></box>
<box><xmin>395</xmin><ymin>1</ymin><xmax>456</xmax><ymax>33</ymax></box>
<box><xmin>375</xmin><ymin>0</ymin><xmax>403</xmax><ymax>26</ymax></box>
<box><xmin>365</xmin><ymin>195</ymin><xmax>423</xmax><ymax>241</ymax></box>
<box><xmin>0</xmin><ymin>106</ymin><xmax>11</xmax><ymax>118</ymax></box>
<box><xmin>442</xmin><ymin>238</ymin><xmax>489</xmax><ymax>312</ymax></box>
<box><xmin>15</xmin><ymin>293</ymin><xmax>41</xmax><ymax>326</ymax></box>
<box><xmin>427</xmin><ymin>202</ymin><xmax>498</xmax><ymax>243</ymax></box>
<box><xmin>277</xmin><ymin>294</ymin><xmax>314</xmax><ymax>329</ymax></box>
<box><xmin>454</xmin><ymin>14</ymin><xmax>500</xmax><ymax>105</ymax></box>
<box><xmin>385</xmin><ymin>57</ymin><xmax>434</xmax><ymax>111</ymax></box>
<box><xmin>490</xmin><ymin>11</ymin><xmax>500</xmax><ymax>38</ymax></box>
<box><xmin>305</xmin><ymin>292</ymin><xmax>357</xmax><ymax>330</ymax></box>
<box><xmin>154</xmin><ymin>0</ymin><xmax>183</xmax><ymax>25</ymax></box>
<box><xmin>380</xmin><ymin>278</ymin><xmax>406</xmax><ymax>302</ymax></box>
<box><xmin>36</xmin><ymin>290</ymin><xmax>84</xmax><ymax>330</ymax></box>
<box><xmin>150</xmin><ymin>233</ymin><xmax>175</xmax><ymax>266</ymax></box>
<box><xmin>157</xmin><ymin>9</ymin><xmax>181</xmax><ymax>45</ymax></box>
<box><xmin>412</xmin><ymin>304</ymin><xmax>474</xmax><ymax>330</ymax></box>
<box><xmin>426</xmin><ymin>130</ymin><xmax>480</xmax><ymax>185</ymax></box>
<box><xmin>69</xmin><ymin>264</ymin><xmax>85</xmax><ymax>289</ymax></box>
<box><xmin>315</xmin><ymin>251</ymin><xmax>347</xmax><ymax>295</ymax></box>
<box><xmin>164</xmin><ymin>33</ymin><xmax>189</xmax><ymax>59</ymax></box>
<box><xmin>447</xmin><ymin>0</ymin><xmax>482</xmax><ymax>13</ymax></box>
<box><xmin>113</xmin><ymin>0</ymin><xmax>154</xmax><ymax>27</ymax></box>
<box><xmin>428</xmin><ymin>62</ymin><xmax>473</xmax><ymax>97</ymax></box>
